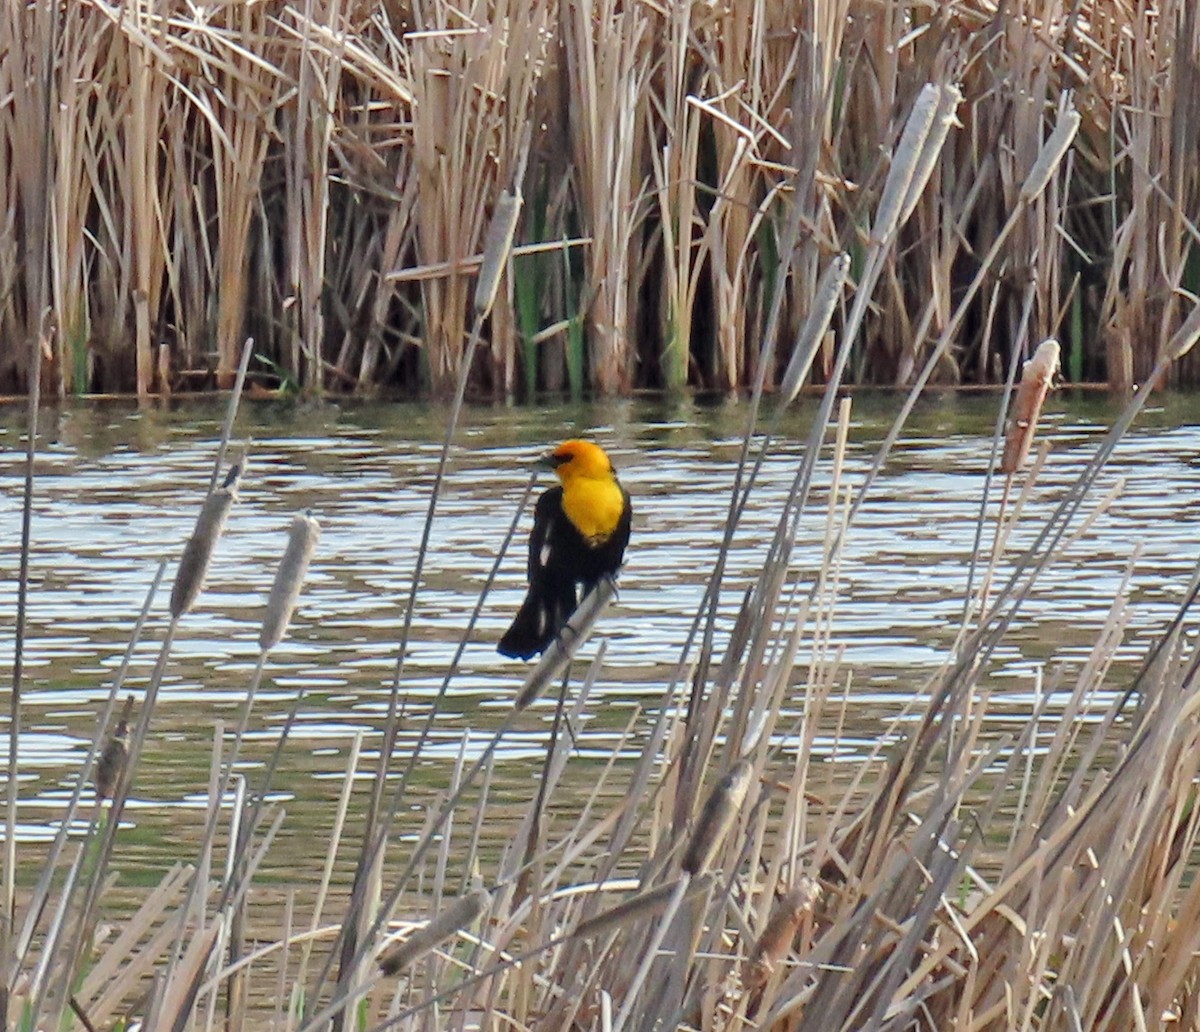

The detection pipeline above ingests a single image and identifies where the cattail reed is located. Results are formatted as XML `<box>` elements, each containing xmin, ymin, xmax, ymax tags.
<box><xmin>744</xmin><ymin>879</ymin><xmax>820</xmax><ymax>990</ymax></box>
<box><xmin>1001</xmin><ymin>339</ymin><xmax>1060</xmax><ymax>474</ymax></box>
<box><xmin>258</xmin><ymin>512</ymin><xmax>320</xmax><ymax>652</ymax></box>
<box><xmin>473</xmin><ymin>189</ymin><xmax>523</xmax><ymax>320</ymax></box>
<box><xmin>869</xmin><ymin>83</ymin><xmax>941</xmax><ymax>246</ymax></box>
<box><xmin>95</xmin><ymin>696</ymin><xmax>134</xmax><ymax>803</ymax></box>
<box><xmin>169</xmin><ymin>461</ymin><xmax>244</xmax><ymax>618</ymax></box>
<box><xmin>377</xmin><ymin>887</ymin><xmax>490</xmax><ymax>976</ymax></box>
<box><xmin>780</xmin><ymin>253</ymin><xmax>850</xmax><ymax>404</ymax></box>
<box><xmin>1019</xmin><ymin>104</ymin><xmax>1081</xmax><ymax>202</ymax></box>
<box><xmin>898</xmin><ymin>83</ymin><xmax>962</xmax><ymax>226</ymax></box>
<box><xmin>682</xmin><ymin>759</ymin><xmax>754</xmax><ymax>876</ymax></box>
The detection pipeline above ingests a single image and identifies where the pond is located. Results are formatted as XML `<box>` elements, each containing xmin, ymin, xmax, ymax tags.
<box><xmin>2</xmin><ymin>390</ymin><xmax>1199</xmax><ymax>901</ymax></box>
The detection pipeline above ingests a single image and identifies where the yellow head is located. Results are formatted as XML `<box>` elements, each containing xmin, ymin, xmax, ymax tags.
<box><xmin>541</xmin><ymin>439</ymin><xmax>617</xmax><ymax>484</ymax></box>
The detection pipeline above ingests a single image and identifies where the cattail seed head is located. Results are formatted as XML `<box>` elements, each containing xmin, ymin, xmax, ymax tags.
<box><xmin>780</xmin><ymin>253</ymin><xmax>850</xmax><ymax>405</ymax></box>
<box><xmin>377</xmin><ymin>888</ymin><xmax>490</xmax><ymax>976</ymax></box>
<box><xmin>95</xmin><ymin>695</ymin><xmax>135</xmax><ymax>803</ymax></box>
<box><xmin>682</xmin><ymin>759</ymin><xmax>755</xmax><ymax>876</ymax></box>
<box><xmin>1020</xmin><ymin>105</ymin><xmax>1080</xmax><ymax>203</ymax></box>
<box><xmin>870</xmin><ymin>83</ymin><xmax>941</xmax><ymax>246</ymax></box>
<box><xmin>258</xmin><ymin>512</ymin><xmax>320</xmax><ymax>652</ymax></box>
<box><xmin>1001</xmin><ymin>338</ymin><xmax>1060</xmax><ymax>474</ymax></box>
<box><xmin>169</xmin><ymin>462</ymin><xmax>243</xmax><ymax>618</ymax></box>
<box><xmin>898</xmin><ymin>83</ymin><xmax>962</xmax><ymax>226</ymax></box>
<box><xmin>474</xmin><ymin>190</ymin><xmax>523</xmax><ymax>319</ymax></box>
<box><xmin>744</xmin><ymin>878</ymin><xmax>821</xmax><ymax>989</ymax></box>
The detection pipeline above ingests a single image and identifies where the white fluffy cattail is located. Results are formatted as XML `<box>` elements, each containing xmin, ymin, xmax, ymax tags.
<box><xmin>870</xmin><ymin>83</ymin><xmax>941</xmax><ymax>246</ymax></box>
<box><xmin>258</xmin><ymin>512</ymin><xmax>320</xmax><ymax>652</ymax></box>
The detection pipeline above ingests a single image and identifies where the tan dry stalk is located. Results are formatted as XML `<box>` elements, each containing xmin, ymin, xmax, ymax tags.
<box><xmin>1000</xmin><ymin>338</ymin><xmax>1061</xmax><ymax>474</ymax></box>
<box><xmin>258</xmin><ymin>512</ymin><xmax>321</xmax><ymax>652</ymax></box>
<box><xmin>407</xmin><ymin>0</ymin><xmax>551</xmax><ymax>397</ymax></box>
<box><xmin>168</xmin><ymin>463</ymin><xmax>243</xmax><ymax>618</ymax></box>
<box><xmin>563</xmin><ymin>0</ymin><xmax>649</xmax><ymax>394</ymax></box>
<box><xmin>195</xmin><ymin>4</ymin><xmax>280</xmax><ymax>388</ymax></box>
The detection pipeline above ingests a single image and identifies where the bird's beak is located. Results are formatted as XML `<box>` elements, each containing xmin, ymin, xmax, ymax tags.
<box><xmin>537</xmin><ymin>451</ymin><xmax>564</xmax><ymax>471</ymax></box>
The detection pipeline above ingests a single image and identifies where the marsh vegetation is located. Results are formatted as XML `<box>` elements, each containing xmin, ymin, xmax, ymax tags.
<box><xmin>2</xmin><ymin>1</ymin><xmax>1199</xmax><ymax>398</ymax></box>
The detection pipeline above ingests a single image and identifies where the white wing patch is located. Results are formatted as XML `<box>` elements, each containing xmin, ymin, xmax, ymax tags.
<box><xmin>539</xmin><ymin>524</ymin><xmax>553</xmax><ymax>569</ymax></box>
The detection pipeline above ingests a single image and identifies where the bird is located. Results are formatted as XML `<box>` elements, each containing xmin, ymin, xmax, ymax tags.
<box><xmin>498</xmin><ymin>439</ymin><xmax>632</xmax><ymax>659</ymax></box>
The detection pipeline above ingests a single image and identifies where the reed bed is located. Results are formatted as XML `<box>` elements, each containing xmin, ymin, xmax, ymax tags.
<box><xmin>8</xmin><ymin>168</ymin><xmax>1200</xmax><ymax>1032</ymax></box>
<box><xmin>0</xmin><ymin>0</ymin><xmax>1196</xmax><ymax>398</ymax></box>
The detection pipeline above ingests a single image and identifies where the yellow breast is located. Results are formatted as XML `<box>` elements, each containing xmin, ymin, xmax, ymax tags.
<box><xmin>562</xmin><ymin>477</ymin><xmax>625</xmax><ymax>545</ymax></box>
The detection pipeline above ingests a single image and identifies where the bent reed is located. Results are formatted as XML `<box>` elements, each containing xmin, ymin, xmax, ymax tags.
<box><xmin>0</xmin><ymin>1</ymin><xmax>1196</xmax><ymax>398</ymax></box>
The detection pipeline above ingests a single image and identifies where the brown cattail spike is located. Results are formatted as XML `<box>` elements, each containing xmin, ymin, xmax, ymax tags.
<box><xmin>258</xmin><ymin>512</ymin><xmax>320</xmax><ymax>652</ymax></box>
<box><xmin>169</xmin><ymin>461</ymin><xmax>244</xmax><ymax>618</ymax></box>
<box><xmin>1000</xmin><ymin>339</ymin><xmax>1060</xmax><ymax>474</ymax></box>
<box><xmin>744</xmin><ymin>878</ymin><xmax>821</xmax><ymax>990</ymax></box>
<box><xmin>95</xmin><ymin>696</ymin><xmax>135</xmax><ymax>803</ymax></box>
<box><xmin>377</xmin><ymin>888</ymin><xmax>491</xmax><ymax>976</ymax></box>
<box><xmin>682</xmin><ymin>759</ymin><xmax>755</xmax><ymax>876</ymax></box>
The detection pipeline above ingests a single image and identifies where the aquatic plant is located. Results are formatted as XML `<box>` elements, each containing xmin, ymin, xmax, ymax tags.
<box><xmin>0</xmin><ymin>1</ymin><xmax>1195</xmax><ymax>397</ymax></box>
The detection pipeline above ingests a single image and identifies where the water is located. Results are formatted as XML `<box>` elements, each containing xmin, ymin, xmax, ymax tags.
<box><xmin>2</xmin><ymin>390</ymin><xmax>1199</xmax><ymax>894</ymax></box>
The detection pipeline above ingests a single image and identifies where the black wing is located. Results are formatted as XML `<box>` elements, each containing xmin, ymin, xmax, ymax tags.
<box><xmin>527</xmin><ymin>485</ymin><xmax>564</xmax><ymax>584</ymax></box>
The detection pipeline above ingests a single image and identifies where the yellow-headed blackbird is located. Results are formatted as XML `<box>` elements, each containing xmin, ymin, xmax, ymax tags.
<box><xmin>498</xmin><ymin>439</ymin><xmax>632</xmax><ymax>659</ymax></box>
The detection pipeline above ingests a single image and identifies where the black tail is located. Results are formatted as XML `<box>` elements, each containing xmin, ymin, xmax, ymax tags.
<box><xmin>498</xmin><ymin>585</ymin><xmax>576</xmax><ymax>659</ymax></box>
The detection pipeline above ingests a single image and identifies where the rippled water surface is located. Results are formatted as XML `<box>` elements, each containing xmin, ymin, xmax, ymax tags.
<box><xmin>3</xmin><ymin>391</ymin><xmax>1200</xmax><ymax>895</ymax></box>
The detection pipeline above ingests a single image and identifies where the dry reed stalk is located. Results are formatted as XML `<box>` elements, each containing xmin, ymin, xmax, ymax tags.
<box><xmin>194</xmin><ymin>4</ymin><xmax>280</xmax><ymax>388</ymax></box>
<box><xmin>646</xmin><ymin>1</ymin><xmax>706</xmax><ymax>391</ymax></box>
<box><xmin>563</xmin><ymin>0</ymin><xmax>649</xmax><ymax>394</ymax></box>
<box><xmin>406</xmin><ymin>0</ymin><xmax>550</xmax><ymax>397</ymax></box>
